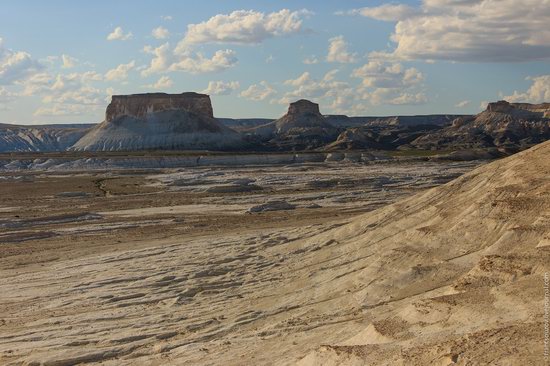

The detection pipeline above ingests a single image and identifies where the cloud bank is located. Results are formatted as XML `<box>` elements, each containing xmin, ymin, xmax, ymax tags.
<box><xmin>348</xmin><ymin>0</ymin><xmax>550</xmax><ymax>62</ymax></box>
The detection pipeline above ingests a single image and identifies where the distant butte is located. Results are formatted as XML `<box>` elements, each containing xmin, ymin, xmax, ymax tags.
<box><xmin>274</xmin><ymin>99</ymin><xmax>336</xmax><ymax>134</ymax></box>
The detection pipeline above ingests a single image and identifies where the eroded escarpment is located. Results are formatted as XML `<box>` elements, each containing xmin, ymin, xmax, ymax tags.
<box><xmin>486</xmin><ymin>100</ymin><xmax>550</xmax><ymax>117</ymax></box>
<box><xmin>411</xmin><ymin>100</ymin><xmax>550</xmax><ymax>151</ymax></box>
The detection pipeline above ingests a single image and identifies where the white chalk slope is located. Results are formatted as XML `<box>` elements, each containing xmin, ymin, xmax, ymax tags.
<box><xmin>70</xmin><ymin>110</ymin><xmax>242</xmax><ymax>151</ymax></box>
<box><xmin>0</xmin><ymin>123</ymin><xmax>92</xmax><ymax>152</ymax></box>
<box><xmin>297</xmin><ymin>139</ymin><xmax>550</xmax><ymax>365</ymax></box>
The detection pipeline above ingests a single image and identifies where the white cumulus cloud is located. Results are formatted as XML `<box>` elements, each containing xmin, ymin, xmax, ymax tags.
<box><xmin>107</xmin><ymin>27</ymin><xmax>133</xmax><ymax>41</ymax></box>
<box><xmin>170</xmin><ymin>49</ymin><xmax>237</xmax><ymax>74</ymax></box>
<box><xmin>105</xmin><ymin>61</ymin><xmax>136</xmax><ymax>81</ymax></box>
<box><xmin>152</xmin><ymin>26</ymin><xmax>170</xmax><ymax>40</ymax></box>
<box><xmin>176</xmin><ymin>9</ymin><xmax>311</xmax><ymax>52</ymax></box>
<box><xmin>503</xmin><ymin>75</ymin><xmax>550</xmax><ymax>103</ymax></box>
<box><xmin>141</xmin><ymin>43</ymin><xmax>172</xmax><ymax>76</ymax></box>
<box><xmin>0</xmin><ymin>38</ymin><xmax>43</xmax><ymax>85</ymax></box>
<box><xmin>202</xmin><ymin>80</ymin><xmax>240</xmax><ymax>95</ymax></box>
<box><xmin>326</xmin><ymin>36</ymin><xmax>358</xmax><ymax>63</ymax></box>
<box><xmin>61</xmin><ymin>54</ymin><xmax>78</xmax><ymax>68</ymax></box>
<box><xmin>345</xmin><ymin>4</ymin><xmax>420</xmax><ymax>21</ymax></box>
<box><xmin>280</xmin><ymin>70</ymin><xmax>370</xmax><ymax>114</ymax></box>
<box><xmin>26</xmin><ymin>70</ymin><xmax>106</xmax><ymax>116</ymax></box>
<box><xmin>141</xmin><ymin>43</ymin><xmax>238</xmax><ymax>75</ymax></box>
<box><xmin>352</xmin><ymin>61</ymin><xmax>427</xmax><ymax>105</ymax></box>
<box><xmin>352</xmin><ymin>61</ymin><xmax>423</xmax><ymax>88</ymax></box>
<box><xmin>240</xmin><ymin>81</ymin><xmax>276</xmax><ymax>101</ymax></box>
<box><xmin>349</xmin><ymin>0</ymin><xmax>550</xmax><ymax>63</ymax></box>
<box><xmin>146</xmin><ymin>75</ymin><xmax>173</xmax><ymax>90</ymax></box>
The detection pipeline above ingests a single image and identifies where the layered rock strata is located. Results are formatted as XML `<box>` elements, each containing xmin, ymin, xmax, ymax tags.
<box><xmin>71</xmin><ymin>93</ymin><xmax>242</xmax><ymax>151</ymax></box>
<box><xmin>411</xmin><ymin>100</ymin><xmax>550</xmax><ymax>150</ymax></box>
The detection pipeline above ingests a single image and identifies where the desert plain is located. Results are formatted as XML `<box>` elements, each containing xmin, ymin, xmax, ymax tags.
<box><xmin>0</xmin><ymin>146</ymin><xmax>548</xmax><ymax>365</ymax></box>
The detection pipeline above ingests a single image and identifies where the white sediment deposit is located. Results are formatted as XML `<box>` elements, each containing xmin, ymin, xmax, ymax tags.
<box><xmin>2</xmin><ymin>140</ymin><xmax>548</xmax><ymax>364</ymax></box>
<box><xmin>70</xmin><ymin>93</ymin><xmax>243</xmax><ymax>151</ymax></box>
<box><xmin>0</xmin><ymin>152</ymin><xmax>377</xmax><ymax>171</ymax></box>
<box><xmin>0</xmin><ymin>123</ymin><xmax>92</xmax><ymax>152</ymax></box>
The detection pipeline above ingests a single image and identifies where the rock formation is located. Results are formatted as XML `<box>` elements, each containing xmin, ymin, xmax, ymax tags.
<box><xmin>486</xmin><ymin>100</ymin><xmax>550</xmax><ymax>117</ymax></box>
<box><xmin>326</xmin><ymin>127</ymin><xmax>384</xmax><ymax>150</ymax></box>
<box><xmin>274</xmin><ymin>99</ymin><xmax>335</xmax><ymax>134</ymax></box>
<box><xmin>71</xmin><ymin>93</ymin><xmax>242</xmax><ymax>151</ymax></box>
<box><xmin>0</xmin><ymin>123</ymin><xmax>92</xmax><ymax>152</ymax></box>
<box><xmin>105</xmin><ymin>92</ymin><xmax>214</xmax><ymax>122</ymax></box>
<box><xmin>247</xmin><ymin>99</ymin><xmax>339</xmax><ymax>151</ymax></box>
<box><xmin>3</xmin><ymin>97</ymin><xmax>550</xmax><ymax>154</ymax></box>
<box><xmin>411</xmin><ymin>100</ymin><xmax>550</xmax><ymax>151</ymax></box>
<box><xmin>325</xmin><ymin>114</ymin><xmax>463</xmax><ymax>128</ymax></box>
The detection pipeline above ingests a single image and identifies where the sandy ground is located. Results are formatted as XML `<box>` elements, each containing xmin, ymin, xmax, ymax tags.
<box><xmin>0</xmin><ymin>154</ymin><xmax>547</xmax><ymax>365</ymax></box>
<box><xmin>0</xmin><ymin>160</ymin><xmax>477</xmax><ymax>270</ymax></box>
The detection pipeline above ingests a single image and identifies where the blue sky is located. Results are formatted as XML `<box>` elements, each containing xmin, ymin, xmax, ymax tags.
<box><xmin>0</xmin><ymin>0</ymin><xmax>549</xmax><ymax>124</ymax></box>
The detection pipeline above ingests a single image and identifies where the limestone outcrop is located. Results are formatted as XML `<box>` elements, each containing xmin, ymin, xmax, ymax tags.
<box><xmin>105</xmin><ymin>92</ymin><xmax>214</xmax><ymax>122</ymax></box>
<box><xmin>71</xmin><ymin>93</ymin><xmax>242</xmax><ymax>151</ymax></box>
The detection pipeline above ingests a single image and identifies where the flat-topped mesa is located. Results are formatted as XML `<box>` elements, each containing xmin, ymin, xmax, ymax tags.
<box><xmin>105</xmin><ymin>92</ymin><xmax>214</xmax><ymax>122</ymax></box>
<box><xmin>486</xmin><ymin>100</ymin><xmax>550</xmax><ymax>118</ymax></box>
<box><xmin>287</xmin><ymin>99</ymin><xmax>322</xmax><ymax>116</ymax></box>
<box><xmin>486</xmin><ymin>100</ymin><xmax>514</xmax><ymax>113</ymax></box>
<box><xmin>275</xmin><ymin>99</ymin><xmax>335</xmax><ymax>134</ymax></box>
<box><xmin>70</xmin><ymin>91</ymin><xmax>244</xmax><ymax>151</ymax></box>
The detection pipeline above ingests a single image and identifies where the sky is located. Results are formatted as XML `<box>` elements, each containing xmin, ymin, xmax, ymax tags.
<box><xmin>0</xmin><ymin>0</ymin><xmax>549</xmax><ymax>124</ymax></box>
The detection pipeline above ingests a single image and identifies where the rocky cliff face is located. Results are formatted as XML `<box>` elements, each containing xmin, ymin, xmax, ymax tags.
<box><xmin>410</xmin><ymin>100</ymin><xmax>550</xmax><ymax>151</ymax></box>
<box><xmin>105</xmin><ymin>92</ymin><xmax>214</xmax><ymax>122</ymax></box>
<box><xmin>71</xmin><ymin>92</ymin><xmax>242</xmax><ymax>151</ymax></box>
